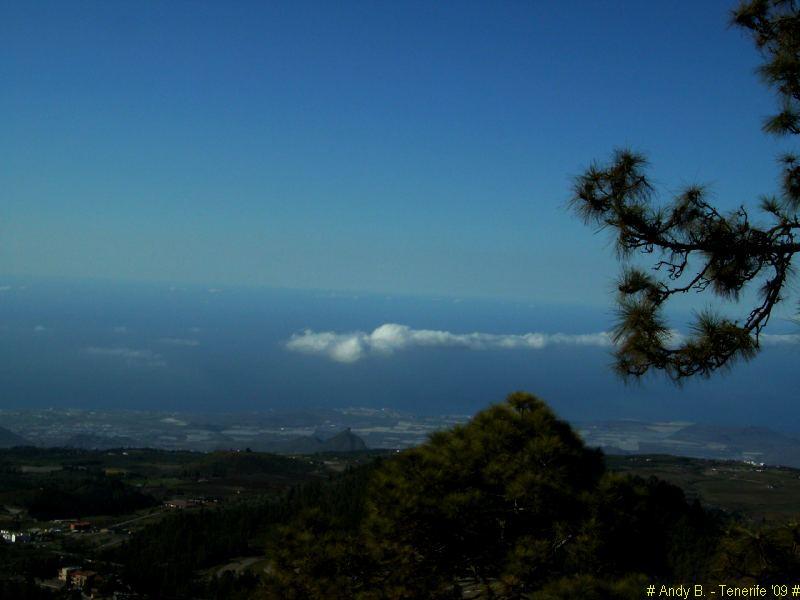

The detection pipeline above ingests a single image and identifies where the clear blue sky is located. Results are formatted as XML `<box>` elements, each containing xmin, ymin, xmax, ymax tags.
<box><xmin>0</xmin><ymin>1</ymin><xmax>792</xmax><ymax>303</ymax></box>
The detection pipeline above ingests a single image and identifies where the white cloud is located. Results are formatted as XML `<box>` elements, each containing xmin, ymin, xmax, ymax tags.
<box><xmin>286</xmin><ymin>323</ymin><xmax>800</xmax><ymax>364</ymax></box>
<box><xmin>761</xmin><ymin>333</ymin><xmax>800</xmax><ymax>345</ymax></box>
<box><xmin>33</xmin><ymin>325</ymin><xmax>47</xmax><ymax>333</ymax></box>
<box><xmin>85</xmin><ymin>346</ymin><xmax>167</xmax><ymax>368</ymax></box>
<box><xmin>286</xmin><ymin>323</ymin><xmax>614</xmax><ymax>364</ymax></box>
<box><xmin>0</xmin><ymin>285</ymin><xmax>11</xmax><ymax>292</ymax></box>
<box><xmin>113</xmin><ymin>326</ymin><xmax>128</xmax><ymax>334</ymax></box>
<box><xmin>158</xmin><ymin>337</ymin><xmax>200</xmax><ymax>347</ymax></box>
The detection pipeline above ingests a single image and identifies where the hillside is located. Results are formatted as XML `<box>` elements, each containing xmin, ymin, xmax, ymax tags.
<box><xmin>579</xmin><ymin>420</ymin><xmax>800</xmax><ymax>468</ymax></box>
<box><xmin>0</xmin><ymin>426</ymin><xmax>29</xmax><ymax>448</ymax></box>
<box><xmin>61</xmin><ymin>433</ymin><xmax>142</xmax><ymax>450</ymax></box>
<box><xmin>249</xmin><ymin>428</ymin><xmax>368</xmax><ymax>454</ymax></box>
<box><xmin>606</xmin><ymin>453</ymin><xmax>800</xmax><ymax>524</ymax></box>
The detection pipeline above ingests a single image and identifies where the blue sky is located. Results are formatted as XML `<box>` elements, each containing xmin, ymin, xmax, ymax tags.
<box><xmin>0</xmin><ymin>1</ymin><xmax>794</xmax><ymax>303</ymax></box>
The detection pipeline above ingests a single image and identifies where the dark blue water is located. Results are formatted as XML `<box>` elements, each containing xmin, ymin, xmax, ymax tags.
<box><xmin>0</xmin><ymin>277</ymin><xmax>797</xmax><ymax>432</ymax></box>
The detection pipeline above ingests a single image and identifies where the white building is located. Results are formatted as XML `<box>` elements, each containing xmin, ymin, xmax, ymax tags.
<box><xmin>0</xmin><ymin>530</ymin><xmax>31</xmax><ymax>543</ymax></box>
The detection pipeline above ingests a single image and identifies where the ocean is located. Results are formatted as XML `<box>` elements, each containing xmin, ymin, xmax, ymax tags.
<box><xmin>0</xmin><ymin>277</ymin><xmax>797</xmax><ymax>432</ymax></box>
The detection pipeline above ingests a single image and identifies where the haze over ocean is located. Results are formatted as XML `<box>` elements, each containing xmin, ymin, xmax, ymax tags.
<box><xmin>0</xmin><ymin>278</ymin><xmax>796</xmax><ymax>432</ymax></box>
<box><xmin>2</xmin><ymin>2</ymin><xmax>799</xmax><ymax>436</ymax></box>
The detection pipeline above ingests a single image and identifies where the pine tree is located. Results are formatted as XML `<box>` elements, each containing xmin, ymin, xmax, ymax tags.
<box><xmin>571</xmin><ymin>0</ymin><xmax>800</xmax><ymax>379</ymax></box>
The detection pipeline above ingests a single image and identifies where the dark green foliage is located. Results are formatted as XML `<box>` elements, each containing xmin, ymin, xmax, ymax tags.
<box><xmin>363</xmin><ymin>392</ymin><xmax>604</xmax><ymax>598</ymax></box>
<box><xmin>116</xmin><ymin>463</ymin><xmax>377</xmax><ymax>597</ymax></box>
<box><xmin>568</xmin><ymin>474</ymin><xmax>721</xmax><ymax>581</ymax></box>
<box><xmin>262</xmin><ymin>463</ymin><xmax>380</xmax><ymax>598</ymax></box>
<box><xmin>115</xmin><ymin>502</ymin><xmax>274</xmax><ymax>597</ymax></box>
<box><xmin>734</xmin><ymin>0</ymin><xmax>800</xmax><ymax>143</ymax></box>
<box><xmin>0</xmin><ymin>448</ymin><xmax>157</xmax><ymax>520</ymax></box>
<box><xmin>8</xmin><ymin>402</ymin><xmax>788</xmax><ymax>598</ymax></box>
<box><xmin>206</xmin><ymin>570</ymin><xmax>261</xmax><ymax>600</ymax></box>
<box><xmin>528</xmin><ymin>574</ymin><xmax>648</xmax><ymax>600</ymax></box>
<box><xmin>0</xmin><ymin>543</ymin><xmax>61</xmax><ymax>582</ymax></box>
<box><xmin>0</xmin><ymin>579</ymin><xmax>58</xmax><ymax>600</ymax></box>
<box><xmin>186</xmin><ymin>450</ymin><xmax>317</xmax><ymax>479</ymax></box>
<box><xmin>712</xmin><ymin>522</ymin><xmax>800</xmax><ymax>583</ymax></box>
<box><xmin>23</xmin><ymin>476</ymin><xmax>157</xmax><ymax>520</ymax></box>
<box><xmin>265</xmin><ymin>393</ymin><xmax>722</xmax><ymax>599</ymax></box>
<box><xmin>570</xmin><ymin>1</ymin><xmax>800</xmax><ymax>380</ymax></box>
<box><xmin>264</xmin><ymin>509</ymin><xmax>377</xmax><ymax>599</ymax></box>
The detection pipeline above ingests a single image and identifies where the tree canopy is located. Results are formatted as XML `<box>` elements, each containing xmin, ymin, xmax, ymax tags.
<box><xmin>264</xmin><ymin>393</ymin><xmax>720</xmax><ymax>599</ymax></box>
<box><xmin>570</xmin><ymin>0</ymin><xmax>800</xmax><ymax>380</ymax></box>
<box><xmin>363</xmin><ymin>391</ymin><xmax>605</xmax><ymax>597</ymax></box>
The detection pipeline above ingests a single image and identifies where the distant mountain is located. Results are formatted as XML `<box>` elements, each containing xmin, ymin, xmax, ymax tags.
<box><xmin>274</xmin><ymin>436</ymin><xmax>328</xmax><ymax>454</ymax></box>
<box><xmin>60</xmin><ymin>433</ymin><xmax>142</xmax><ymax>450</ymax></box>
<box><xmin>664</xmin><ymin>424</ymin><xmax>800</xmax><ymax>467</ymax></box>
<box><xmin>0</xmin><ymin>425</ymin><xmax>30</xmax><ymax>448</ymax></box>
<box><xmin>249</xmin><ymin>428</ymin><xmax>368</xmax><ymax>454</ymax></box>
<box><xmin>669</xmin><ymin>424</ymin><xmax>789</xmax><ymax>447</ymax></box>
<box><xmin>580</xmin><ymin>420</ymin><xmax>800</xmax><ymax>468</ymax></box>
<box><xmin>322</xmin><ymin>429</ymin><xmax>368</xmax><ymax>452</ymax></box>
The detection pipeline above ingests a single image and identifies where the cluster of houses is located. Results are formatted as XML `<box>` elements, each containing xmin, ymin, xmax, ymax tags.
<box><xmin>163</xmin><ymin>495</ymin><xmax>219</xmax><ymax>510</ymax></box>
<box><xmin>59</xmin><ymin>566</ymin><xmax>97</xmax><ymax>588</ymax></box>
<box><xmin>0</xmin><ymin>529</ymin><xmax>31</xmax><ymax>543</ymax></box>
<box><xmin>0</xmin><ymin>520</ymin><xmax>96</xmax><ymax>546</ymax></box>
<box><xmin>56</xmin><ymin>567</ymin><xmax>141</xmax><ymax>599</ymax></box>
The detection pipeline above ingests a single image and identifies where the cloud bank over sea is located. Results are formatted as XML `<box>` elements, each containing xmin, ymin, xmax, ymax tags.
<box><xmin>286</xmin><ymin>324</ymin><xmax>800</xmax><ymax>364</ymax></box>
<box><xmin>286</xmin><ymin>323</ymin><xmax>615</xmax><ymax>363</ymax></box>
